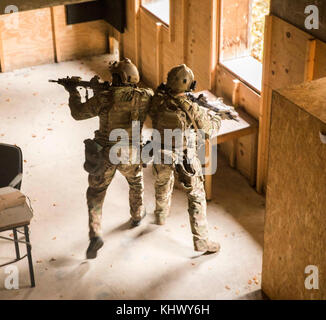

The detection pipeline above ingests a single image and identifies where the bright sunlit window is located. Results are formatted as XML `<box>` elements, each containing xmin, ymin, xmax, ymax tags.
<box><xmin>141</xmin><ymin>0</ymin><xmax>170</xmax><ymax>25</ymax></box>
<box><xmin>220</xmin><ymin>0</ymin><xmax>270</xmax><ymax>92</ymax></box>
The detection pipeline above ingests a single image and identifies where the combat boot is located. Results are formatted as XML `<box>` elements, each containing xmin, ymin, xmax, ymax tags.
<box><xmin>194</xmin><ymin>239</ymin><xmax>220</xmax><ymax>254</ymax></box>
<box><xmin>86</xmin><ymin>236</ymin><xmax>104</xmax><ymax>259</ymax></box>
<box><xmin>131</xmin><ymin>210</ymin><xmax>147</xmax><ymax>228</ymax></box>
<box><xmin>155</xmin><ymin>214</ymin><xmax>167</xmax><ymax>226</ymax></box>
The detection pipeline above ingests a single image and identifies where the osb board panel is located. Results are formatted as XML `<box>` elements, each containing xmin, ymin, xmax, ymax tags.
<box><xmin>220</xmin><ymin>0</ymin><xmax>250</xmax><ymax>61</ymax></box>
<box><xmin>52</xmin><ymin>5</ymin><xmax>110</xmax><ymax>62</ymax></box>
<box><xmin>257</xmin><ymin>15</ymin><xmax>324</xmax><ymax>193</ymax></box>
<box><xmin>268</xmin><ymin>16</ymin><xmax>312</xmax><ymax>90</ymax></box>
<box><xmin>263</xmin><ymin>90</ymin><xmax>326</xmax><ymax>300</ymax></box>
<box><xmin>270</xmin><ymin>0</ymin><xmax>326</xmax><ymax>43</ymax></box>
<box><xmin>0</xmin><ymin>8</ymin><xmax>55</xmax><ymax>72</ymax></box>
<box><xmin>313</xmin><ymin>40</ymin><xmax>326</xmax><ymax>80</ymax></box>
<box><xmin>278</xmin><ymin>77</ymin><xmax>326</xmax><ymax>124</ymax></box>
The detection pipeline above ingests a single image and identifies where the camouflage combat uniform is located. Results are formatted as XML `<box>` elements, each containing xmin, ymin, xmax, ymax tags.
<box><xmin>68</xmin><ymin>85</ymin><xmax>153</xmax><ymax>239</ymax></box>
<box><xmin>149</xmin><ymin>90</ymin><xmax>221</xmax><ymax>251</ymax></box>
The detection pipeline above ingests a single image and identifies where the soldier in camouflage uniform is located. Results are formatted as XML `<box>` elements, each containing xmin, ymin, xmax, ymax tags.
<box><xmin>149</xmin><ymin>64</ymin><xmax>221</xmax><ymax>254</ymax></box>
<box><xmin>63</xmin><ymin>58</ymin><xmax>153</xmax><ymax>259</ymax></box>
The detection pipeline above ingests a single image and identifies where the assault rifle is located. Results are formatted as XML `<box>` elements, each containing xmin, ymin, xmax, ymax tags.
<box><xmin>49</xmin><ymin>76</ymin><xmax>112</xmax><ymax>92</ymax></box>
<box><xmin>186</xmin><ymin>92</ymin><xmax>239</xmax><ymax>122</ymax></box>
<box><xmin>157</xmin><ymin>83</ymin><xmax>239</xmax><ymax>122</ymax></box>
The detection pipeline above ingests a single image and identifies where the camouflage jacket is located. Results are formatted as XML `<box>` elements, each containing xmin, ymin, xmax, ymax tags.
<box><xmin>68</xmin><ymin>86</ymin><xmax>154</xmax><ymax>147</ymax></box>
<box><xmin>149</xmin><ymin>90</ymin><xmax>221</xmax><ymax>150</ymax></box>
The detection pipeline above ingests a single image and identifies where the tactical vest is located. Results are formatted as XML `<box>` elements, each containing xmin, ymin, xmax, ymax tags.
<box><xmin>95</xmin><ymin>86</ymin><xmax>152</xmax><ymax>146</ymax></box>
<box><xmin>152</xmin><ymin>92</ymin><xmax>196</xmax><ymax>150</ymax></box>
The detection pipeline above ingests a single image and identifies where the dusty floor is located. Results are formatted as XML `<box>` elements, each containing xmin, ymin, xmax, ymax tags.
<box><xmin>0</xmin><ymin>55</ymin><xmax>265</xmax><ymax>300</ymax></box>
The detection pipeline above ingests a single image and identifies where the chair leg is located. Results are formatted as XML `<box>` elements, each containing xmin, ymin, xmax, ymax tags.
<box><xmin>13</xmin><ymin>228</ymin><xmax>20</xmax><ymax>260</ymax></box>
<box><xmin>24</xmin><ymin>226</ymin><xmax>35</xmax><ymax>288</ymax></box>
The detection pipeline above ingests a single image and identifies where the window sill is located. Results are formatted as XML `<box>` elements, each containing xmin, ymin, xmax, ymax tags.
<box><xmin>221</xmin><ymin>56</ymin><xmax>262</xmax><ymax>93</ymax></box>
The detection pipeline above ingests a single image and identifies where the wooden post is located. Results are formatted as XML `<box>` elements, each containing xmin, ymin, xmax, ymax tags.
<box><xmin>155</xmin><ymin>22</ymin><xmax>163</xmax><ymax>86</ymax></box>
<box><xmin>169</xmin><ymin>0</ymin><xmax>176</xmax><ymax>42</ymax></box>
<box><xmin>135</xmin><ymin>0</ymin><xmax>141</xmax><ymax>71</ymax></box>
<box><xmin>209</xmin><ymin>0</ymin><xmax>219</xmax><ymax>92</ymax></box>
<box><xmin>250</xmin><ymin>131</ymin><xmax>258</xmax><ymax>187</ymax></box>
<box><xmin>232</xmin><ymin>79</ymin><xmax>241</xmax><ymax>107</ymax></box>
<box><xmin>304</xmin><ymin>39</ymin><xmax>316</xmax><ymax>81</ymax></box>
<box><xmin>50</xmin><ymin>7</ymin><xmax>58</xmax><ymax>63</ymax></box>
<box><xmin>0</xmin><ymin>19</ymin><xmax>5</xmax><ymax>72</ymax></box>
<box><xmin>256</xmin><ymin>15</ymin><xmax>273</xmax><ymax>193</ymax></box>
<box><xmin>204</xmin><ymin>139</ymin><xmax>213</xmax><ymax>201</ymax></box>
<box><xmin>229</xmin><ymin>140</ymin><xmax>237</xmax><ymax>168</ymax></box>
<box><xmin>230</xmin><ymin>79</ymin><xmax>241</xmax><ymax>168</ymax></box>
<box><xmin>182</xmin><ymin>0</ymin><xmax>189</xmax><ymax>63</ymax></box>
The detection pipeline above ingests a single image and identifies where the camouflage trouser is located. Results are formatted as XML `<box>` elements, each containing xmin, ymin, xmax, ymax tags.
<box><xmin>153</xmin><ymin>156</ymin><xmax>210</xmax><ymax>247</ymax></box>
<box><xmin>87</xmin><ymin>161</ymin><xmax>144</xmax><ymax>239</ymax></box>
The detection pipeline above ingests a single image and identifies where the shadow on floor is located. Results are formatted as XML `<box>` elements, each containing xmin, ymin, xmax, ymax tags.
<box><xmin>238</xmin><ymin>289</ymin><xmax>269</xmax><ymax>300</ymax></box>
<box><xmin>210</xmin><ymin>153</ymin><xmax>265</xmax><ymax>247</ymax></box>
<box><xmin>137</xmin><ymin>253</ymin><xmax>217</xmax><ymax>300</ymax></box>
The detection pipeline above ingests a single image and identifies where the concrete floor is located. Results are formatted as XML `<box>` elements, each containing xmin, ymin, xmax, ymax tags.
<box><xmin>0</xmin><ymin>55</ymin><xmax>265</xmax><ymax>300</ymax></box>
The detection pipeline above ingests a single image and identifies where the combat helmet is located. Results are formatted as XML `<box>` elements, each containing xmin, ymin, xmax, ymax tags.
<box><xmin>109</xmin><ymin>58</ymin><xmax>140</xmax><ymax>85</ymax></box>
<box><xmin>166</xmin><ymin>64</ymin><xmax>197</xmax><ymax>94</ymax></box>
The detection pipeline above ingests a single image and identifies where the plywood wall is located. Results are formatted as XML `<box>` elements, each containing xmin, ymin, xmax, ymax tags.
<box><xmin>51</xmin><ymin>5</ymin><xmax>111</xmax><ymax>62</ymax></box>
<box><xmin>263</xmin><ymin>80</ymin><xmax>326</xmax><ymax>299</ymax></box>
<box><xmin>138</xmin><ymin>9</ymin><xmax>159</xmax><ymax>85</ymax></box>
<box><xmin>122</xmin><ymin>0</ymin><xmax>258</xmax><ymax>183</ymax></box>
<box><xmin>122</xmin><ymin>0</ymin><xmax>215</xmax><ymax>91</ymax></box>
<box><xmin>186</xmin><ymin>0</ymin><xmax>217</xmax><ymax>90</ymax></box>
<box><xmin>0</xmin><ymin>8</ymin><xmax>55</xmax><ymax>72</ymax></box>
<box><xmin>270</xmin><ymin>0</ymin><xmax>326</xmax><ymax>43</ymax></box>
<box><xmin>0</xmin><ymin>4</ymin><xmax>114</xmax><ymax>72</ymax></box>
<box><xmin>256</xmin><ymin>15</ymin><xmax>326</xmax><ymax>193</ymax></box>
